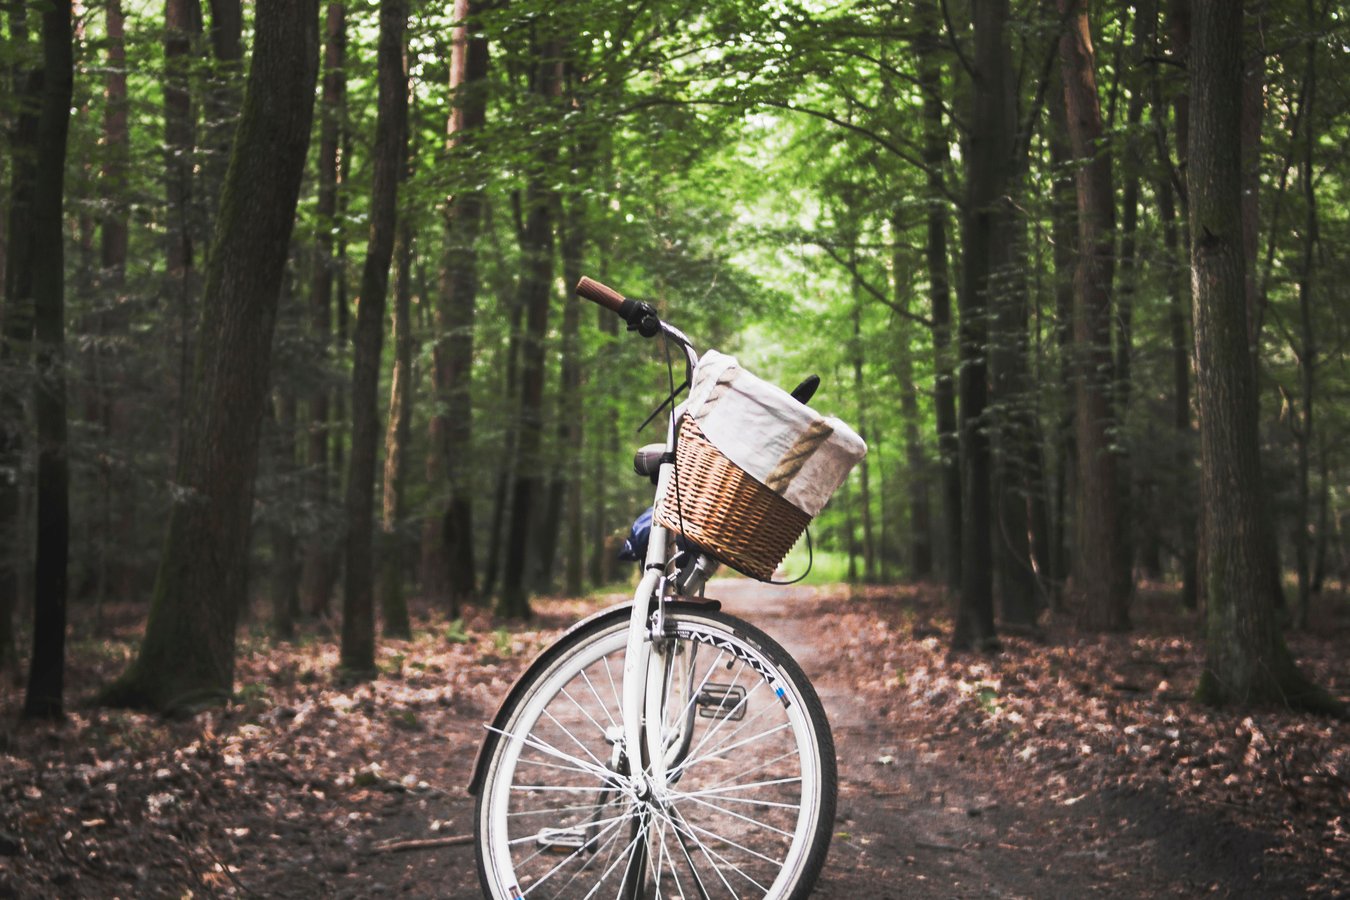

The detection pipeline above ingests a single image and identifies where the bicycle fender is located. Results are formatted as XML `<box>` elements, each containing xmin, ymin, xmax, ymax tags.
<box><xmin>466</xmin><ymin>598</ymin><xmax>721</xmax><ymax>796</ymax></box>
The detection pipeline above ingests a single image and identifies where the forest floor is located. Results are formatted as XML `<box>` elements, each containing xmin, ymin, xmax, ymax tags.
<box><xmin>0</xmin><ymin>579</ymin><xmax>1347</xmax><ymax>898</ymax></box>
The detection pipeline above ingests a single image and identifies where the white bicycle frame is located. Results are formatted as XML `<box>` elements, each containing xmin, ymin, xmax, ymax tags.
<box><xmin>618</xmin><ymin>322</ymin><xmax>702</xmax><ymax>796</ymax></box>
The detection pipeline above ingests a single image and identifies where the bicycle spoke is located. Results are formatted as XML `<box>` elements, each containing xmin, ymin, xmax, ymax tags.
<box><xmin>668</xmin><ymin>667</ymin><xmax>764</xmax><ymax>781</ymax></box>
<box><xmin>561</xmin><ymin>681</ymin><xmax>616</xmax><ymax>741</ymax></box>
<box><xmin>665</xmin><ymin>812</ymin><xmax>781</xmax><ymax>881</ymax></box>
<box><xmin>697</xmin><ymin>749</ymin><xmax>800</xmax><ymax>795</ymax></box>
<box><xmin>580</xmin><ymin>667</ymin><xmax>621</xmax><ymax>730</ymax></box>
<box><xmin>487</xmin><ymin>724</ymin><xmax>614</xmax><ymax>783</ymax></box>
<box><xmin>674</xmin><ymin>721</ymin><xmax>792</xmax><ymax>779</ymax></box>
<box><xmin>672</xmin><ymin>775</ymin><xmax>803</xmax><ymax>801</ymax></box>
<box><xmin>675</xmin><ymin>793</ymin><xmax>795</xmax><ymax>839</ymax></box>
<box><xmin>515</xmin><ymin>812</ymin><xmax>629</xmax><ymax>890</ymax></box>
<box><xmin>541</xmin><ymin>708</ymin><xmax>609</xmax><ymax>773</ymax></box>
<box><xmin>661</xmin><ymin>806</ymin><xmax>749</xmax><ymax>899</ymax></box>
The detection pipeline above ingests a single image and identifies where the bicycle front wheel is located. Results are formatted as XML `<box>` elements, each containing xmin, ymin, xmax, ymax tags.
<box><xmin>474</xmin><ymin>607</ymin><xmax>836</xmax><ymax>900</ymax></box>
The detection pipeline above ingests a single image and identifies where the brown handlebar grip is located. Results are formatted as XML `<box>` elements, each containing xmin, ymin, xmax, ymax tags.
<box><xmin>576</xmin><ymin>276</ymin><xmax>627</xmax><ymax>314</ymax></box>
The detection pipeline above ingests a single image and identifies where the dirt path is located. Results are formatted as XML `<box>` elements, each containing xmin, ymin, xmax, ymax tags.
<box><xmin>345</xmin><ymin>580</ymin><xmax>1321</xmax><ymax>898</ymax></box>
<box><xmin>4</xmin><ymin>582</ymin><xmax>1340</xmax><ymax>898</ymax></box>
<box><xmin>712</xmin><ymin>580</ymin><xmax>1318</xmax><ymax>899</ymax></box>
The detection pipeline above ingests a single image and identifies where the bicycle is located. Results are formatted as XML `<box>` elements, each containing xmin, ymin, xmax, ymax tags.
<box><xmin>470</xmin><ymin>277</ymin><xmax>866</xmax><ymax>899</ymax></box>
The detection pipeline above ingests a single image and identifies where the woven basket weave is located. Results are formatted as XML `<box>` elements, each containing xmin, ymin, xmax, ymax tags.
<box><xmin>654</xmin><ymin>419</ymin><xmax>810</xmax><ymax>581</ymax></box>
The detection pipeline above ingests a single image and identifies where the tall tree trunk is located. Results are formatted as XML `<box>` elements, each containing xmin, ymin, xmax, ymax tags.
<box><xmin>21</xmin><ymin>0</ymin><xmax>73</xmax><ymax>719</ymax></box>
<box><xmin>300</xmin><ymin>0</ymin><xmax>346</xmax><ymax>618</ymax></box>
<box><xmin>1115</xmin><ymin>0</ymin><xmax>1154</xmax><ymax>579</ymax></box>
<box><xmin>952</xmin><ymin>0</ymin><xmax>1008</xmax><ymax>651</ymax></box>
<box><xmin>498</xmin><ymin>47</ymin><xmax>562</xmax><ymax>619</ymax></box>
<box><xmin>0</xmin><ymin>7</ymin><xmax>39</xmax><ymax>684</ymax></box>
<box><xmin>378</xmin><ymin>212</ymin><xmax>414</xmax><ymax>639</ymax></box>
<box><xmin>424</xmin><ymin>0</ymin><xmax>488</xmax><ymax>610</ymax></box>
<box><xmin>201</xmin><ymin>0</ymin><xmax>243</xmax><ymax>216</ymax></box>
<box><xmin>1152</xmin><ymin>6</ymin><xmax>1197</xmax><ymax>607</ymax></box>
<box><xmin>342</xmin><ymin>0</ymin><xmax>408</xmax><ymax>674</ymax></box>
<box><xmin>893</xmin><ymin>214</ymin><xmax>932</xmax><ymax>579</ymax></box>
<box><xmin>1187</xmin><ymin>0</ymin><xmax>1333</xmax><ymax>713</ymax></box>
<box><xmin>850</xmin><ymin>279</ymin><xmax>876</xmax><ymax>583</ymax></box>
<box><xmin>101</xmin><ymin>0</ymin><xmax>320</xmax><ymax>713</ymax></box>
<box><xmin>1047</xmin><ymin>69</ymin><xmax>1076</xmax><ymax>611</ymax></box>
<box><xmin>164</xmin><ymin>0</ymin><xmax>202</xmax><ymax>442</ymax></box>
<box><xmin>1292</xmin><ymin>7</ymin><xmax>1318</xmax><ymax>630</ymax></box>
<box><xmin>918</xmin><ymin>61</ymin><xmax>961</xmax><ymax>588</ymax></box>
<box><xmin>269</xmin><ymin>390</ymin><xmax>299</xmax><ymax>641</ymax></box>
<box><xmin>1060</xmin><ymin>0</ymin><xmax>1130</xmax><ymax>631</ymax></box>
<box><xmin>559</xmin><ymin>186</ymin><xmax>586</xmax><ymax>597</ymax></box>
<box><xmin>101</xmin><ymin>0</ymin><xmax>129</xmax><ymax>279</ymax></box>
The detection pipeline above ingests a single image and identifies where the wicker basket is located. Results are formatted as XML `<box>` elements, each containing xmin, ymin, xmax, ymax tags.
<box><xmin>654</xmin><ymin>419</ymin><xmax>810</xmax><ymax>581</ymax></box>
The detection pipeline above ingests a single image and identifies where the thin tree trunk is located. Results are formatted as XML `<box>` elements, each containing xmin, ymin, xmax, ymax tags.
<box><xmin>1292</xmin><ymin>7</ymin><xmax>1318</xmax><ymax>630</ymax></box>
<box><xmin>1060</xmin><ymin>0</ymin><xmax>1130</xmax><ymax>631</ymax></box>
<box><xmin>893</xmin><ymin>214</ymin><xmax>932</xmax><ymax>579</ymax></box>
<box><xmin>342</xmin><ymin>0</ymin><xmax>408</xmax><ymax>674</ymax></box>
<box><xmin>201</xmin><ymin>0</ymin><xmax>243</xmax><ymax>217</ymax></box>
<box><xmin>952</xmin><ymin>0</ymin><xmax>1007</xmax><ymax>651</ymax></box>
<box><xmin>1188</xmin><ymin>0</ymin><xmax>1333</xmax><ymax>713</ymax></box>
<box><xmin>1048</xmin><ymin>70</ymin><xmax>1076</xmax><ymax>611</ymax></box>
<box><xmin>300</xmin><ymin>0</ymin><xmax>346</xmax><ymax>618</ymax></box>
<box><xmin>850</xmin><ymin>285</ymin><xmax>876</xmax><ymax>584</ymax></box>
<box><xmin>22</xmin><ymin>0</ymin><xmax>73</xmax><ymax>719</ymax></box>
<box><xmin>164</xmin><ymin>0</ymin><xmax>202</xmax><ymax>443</ymax></box>
<box><xmin>498</xmin><ymin>47</ymin><xmax>562</xmax><ymax>618</ymax></box>
<box><xmin>559</xmin><ymin>188</ymin><xmax>586</xmax><ymax>597</ymax></box>
<box><xmin>269</xmin><ymin>390</ymin><xmax>299</xmax><ymax>641</ymax></box>
<box><xmin>0</xmin><ymin>7</ymin><xmax>39</xmax><ymax>684</ymax></box>
<box><xmin>378</xmin><ymin>211</ymin><xmax>414</xmax><ymax>639</ymax></box>
<box><xmin>100</xmin><ymin>0</ymin><xmax>320</xmax><ymax>713</ymax></box>
<box><xmin>424</xmin><ymin>0</ymin><xmax>487</xmax><ymax>610</ymax></box>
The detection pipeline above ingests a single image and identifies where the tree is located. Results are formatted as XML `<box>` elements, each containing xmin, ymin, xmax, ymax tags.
<box><xmin>300</xmin><ymin>1</ymin><xmax>347</xmax><ymax>618</ymax></box>
<box><xmin>423</xmin><ymin>0</ymin><xmax>489</xmax><ymax>611</ymax></box>
<box><xmin>498</xmin><ymin>37</ymin><xmax>563</xmax><ymax>619</ymax></box>
<box><xmin>0</xmin><ymin>2</ymin><xmax>40</xmax><ymax>684</ymax></box>
<box><xmin>1059</xmin><ymin>0</ymin><xmax>1131</xmax><ymax>631</ymax></box>
<box><xmin>21</xmin><ymin>0</ymin><xmax>73</xmax><ymax>719</ymax></box>
<box><xmin>102</xmin><ymin>0</ymin><xmax>320</xmax><ymax>712</ymax></box>
<box><xmin>342</xmin><ymin>0</ymin><xmax>409</xmax><ymax>674</ymax></box>
<box><xmin>1187</xmin><ymin>0</ymin><xmax>1334</xmax><ymax>712</ymax></box>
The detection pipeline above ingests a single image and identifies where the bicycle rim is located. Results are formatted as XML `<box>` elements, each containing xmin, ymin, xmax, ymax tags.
<box><xmin>475</xmin><ymin>610</ymin><xmax>835</xmax><ymax>900</ymax></box>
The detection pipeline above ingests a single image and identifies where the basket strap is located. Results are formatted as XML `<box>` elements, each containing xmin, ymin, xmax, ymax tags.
<box><xmin>763</xmin><ymin>419</ymin><xmax>835</xmax><ymax>494</ymax></box>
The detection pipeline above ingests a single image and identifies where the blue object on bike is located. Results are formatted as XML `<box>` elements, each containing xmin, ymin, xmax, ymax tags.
<box><xmin>618</xmin><ymin>507</ymin><xmax>653</xmax><ymax>562</ymax></box>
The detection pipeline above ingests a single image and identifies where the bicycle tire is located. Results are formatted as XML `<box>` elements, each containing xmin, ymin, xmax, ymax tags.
<box><xmin>474</xmin><ymin>608</ymin><xmax>836</xmax><ymax>899</ymax></box>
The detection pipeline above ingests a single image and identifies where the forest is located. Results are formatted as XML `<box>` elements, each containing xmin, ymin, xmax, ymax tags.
<box><xmin>1</xmin><ymin>0</ymin><xmax>1348</xmax><ymax>896</ymax></box>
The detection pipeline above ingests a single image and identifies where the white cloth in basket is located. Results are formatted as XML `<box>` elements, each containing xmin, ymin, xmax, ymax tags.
<box><xmin>684</xmin><ymin>350</ymin><xmax>867</xmax><ymax>518</ymax></box>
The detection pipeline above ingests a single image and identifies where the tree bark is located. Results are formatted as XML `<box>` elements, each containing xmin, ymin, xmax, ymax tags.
<box><xmin>268</xmin><ymin>390</ymin><xmax>299</xmax><ymax>641</ymax></box>
<box><xmin>1187</xmin><ymin>0</ymin><xmax>1334</xmax><ymax>712</ymax></box>
<box><xmin>1059</xmin><ymin>0</ymin><xmax>1131</xmax><ymax>631</ymax></box>
<box><xmin>342</xmin><ymin>0</ymin><xmax>408</xmax><ymax>674</ymax></box>
<box><xmin>0</xmin><ymin>7</ymin><xmax>39</xmax><ymax>685</ymax></box>
<box><xmin>1292</xmin><ymin>6</ymin><xmax>1318</xmax><ymax>630</ymax></box>
<box><xmin>378</xmin><ymin>212</ymin><xmax>414</xmax><ymax>639</ymax></box>
<box><xmin>498</xmin><ymin>46</ymin><xmax>562</xmax><ymax>619</ymax></box>
<box><xmin>424</xmin><ymin>0</ymin><xmax>488</xmax><ymax>611</ymax></box>
<box><xmin>164</xmin><ymin>0</ymin><xmax>202</xmax><ymax>442</ymax></box>
<box><xmin>559</xmin><ymin>184</ymin><xmax>586</xmax><ymax>597</ymax></box>
<box><xmin>21</xmin><ymin>0</ymin><xmax>73</xmax><ymax>719</ymax></box>
<box><xmin>916</xmin><ymin>29</ymin><xmax>961</xmax><ymax>587</ymax></box>
<box><xmin>300</xmin><ymin>0</ymin><xmax>346</xmax><ymax>618</ymax></box>
<box><xmin>893</xmin><ymin>213</ymin><xmax>932</xmax><ymax>579</ymax></box>
<box><xmin>101</xmin><ymin>0</ymin><xmax>320</xmax><ymax>713</ymax></box>
<box><xmin>951</xmin><ymin>0</ymin><xmax>1007</xmax><ymax>652</ymax></box>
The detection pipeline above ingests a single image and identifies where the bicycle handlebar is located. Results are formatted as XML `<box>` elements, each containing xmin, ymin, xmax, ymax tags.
<box><xmin>576</xmin><ymin>276</ymin><xmax>627</xmax><ymax>314</ymax></box>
